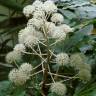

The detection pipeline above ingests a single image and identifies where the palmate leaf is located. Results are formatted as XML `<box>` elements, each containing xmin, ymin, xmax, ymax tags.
<box><xmin>73</xmin><ymin>79</ymin><xmax>96</xmax><ymax>96</ymax></box>
<box><xmin>0</xmin><ymin>0</ymin><xmax>23</xmax><ymax>12</ymax></box>
<box><xmin>63</xmin><ymin>24</ymin><xmax>93</xmax><ymax>52</ymax></box>
<box><xmin>0</xmin><ymin>81</ymin><xmax>11</xmax><ymax>96</ymax></box>
<box><xmin>0</xmin><ymin>24</ymin><xmax>25</xmax><ymax>35</ymax></box>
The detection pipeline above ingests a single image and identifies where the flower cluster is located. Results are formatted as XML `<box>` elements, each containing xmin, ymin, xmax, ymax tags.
<box><xmin>50</xmin><ymin>82</ymin><xmax>67</xmax><ymax>96</ymax></box>
<box><xmin>55</xmin><ymin>53</ymin><xmax>69</xmax><ymax>66</ymax></box>
<box><xmin>9</xmin><ymin>63</ymin><xmax>33</xmax><ymax>85</ymax></box>
<box><xmin>70</xmin><ymin>53</ymin><xmax>91</xmax><ymax>81</ymax></box>
<box><xmin>6</xmin><ymin>0</ymin><xmax>92</xmax><ymax>95</ymax></box>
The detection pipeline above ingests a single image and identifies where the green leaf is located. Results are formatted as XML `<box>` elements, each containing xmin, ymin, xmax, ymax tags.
<box><xmin>0</xmin><ymin>14</ymin><xmax>8</xmax><ymax>17</ymax></box>
<box><xmin>0</xmin><ymin>24</ymin><xmax>25</xmax><ymax>35</ymax></box>
<box><xmin>63</xmin><ymin>24</ymin><xmax>93</xmax><ymax>52</ymax></box>
<box><xmin>59</xmin><ymin>9</ymin><xmax>76</xmax><ymax>20</ymax></box>
<box><xmin>0</xmin><ymin>0</ymin><xmax>23</xmax><ymax>12</ymax></box>
<box><xmin>10</xmin><ymin>86</ymin><xmax>26</xmax><ymax>96</ymax></box>
<box><xmin>0</xmin><ymin>81</ymin><xmax>11</xmax><ymax>96</ymax></box>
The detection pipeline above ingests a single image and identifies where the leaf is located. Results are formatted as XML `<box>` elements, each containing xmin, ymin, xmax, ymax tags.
<box><xmin>0</xmin><ymin>81</ymin><xmax>11</xmax><ymax>96</ymax></box>
<box><xmin>63</xmin><ymin>24</ymin><xmax>93</xmax><ymax>52</ymax></box>
<box><xmin>0</xmin><ymin>14</ymin><xmax>8</xmax><ymax>17</ymax></box>
<box><xmin>74</xmin><ymin>81</ymin><xmax>96</xmax><ymax>96</ymax></box>
<box><xmin>59</xmin><ymin>9</ymin><xmax>76</xmax><ymax>20</ymax></box>
<box><xmin>10</xmin><ymin>87</ymin><xmax>26</xmax><ymax>96</ymax></box>
<box><xmin>0</xmin><ymin>24</ymin><xmax>25</xmax><ymax>35</ymax></box>
<box><xmin>0</xmin><ymin>0</ymin><xmax>23</xmax><ymax>12</ymax></box>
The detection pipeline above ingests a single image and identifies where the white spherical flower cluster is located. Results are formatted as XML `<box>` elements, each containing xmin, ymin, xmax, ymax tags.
<box><xmin>14</xmin><ymin>44</ymin><xmax>26</xmax><ymax>53</ymax></box>
<box><xmin>50</xmin><ymin>82</ymin><xmax>67</xmax><ymax>96</ymax></box>
<box><xmin>56</xmin><ymin>53</ymin><xmax>69</xmax><ymax>66</ymax></box>
<box><xmin>51</xmin><ymin>13</ymin><xmax>64</xmax><ymax>24</ymax></box>
<box><xmin>23</xmin><ymin>5</ymin><xmax>35</xmax><ymax>17</ymax></box>
<box><xmin>43</xmin><ymin>0</ymin><xmax>57</xmax><ymax>14</ymax></box>
<box><xmin>69</xmin><ymin>53</ymin><xmax>92</xmax><ymax>82</ymax></box>
<box><xmin>45</xmin><ymin>21</ymin><xmax>55</xmax><ymax>35</ymax></box>
<box><xmin>6</xmin><ymin>51</ymin><xmax>22</xmax><ymax>64</ymax></box>
<box><xmin>51</xmin><ymin>27</ymin><xmax>66</xmax><ymax>40</ymax></box>
<box><xmin>33</xmin><ymin>10</ymin><xmax>45</xmax><ymax>19</ymax></box>
<box><xmin>70</xmin><ymin>53</ymin><xmax>84</xmax><ymax>69</ymax></box>
<box><xmin>78</xmin><ymin>69</ymin><xmax>91</xmax><ymax>82</ymax></box>
<box><xmin>9</xmin><ymin>68</ymin><xmax>29</xmax><ymax>85</ymax></box>
<box><xmin>19</xmin><ymin>63</ymin><xmax>33</xmax><ymax>75</ymax></box>
<box><xmin>32</xmin><ymin>0</ymin><xmax>43</xmax><ymax>11</ymax></box>
<box><xmin>18</xmin><ymin>27</ymin><xmax>34</xmax><ymax>43</ymax></box>
<box><xmin>59</xmin><ymin>24</ymin><xmax>74</xmax><ymax>33</ymax></box>
<box><xmin>24</xmin><ymin>35</ymin><xmax>39</xmax><ymax>47</ymax></box>
<box><xmin>27</xmin><ymin>18</ymin><xmax>44</xmax><ymax>29</ymax></box>
<box><xmin>9</xmin><ymin>63</ymin><xmax>33</xmax><ymax>85</ymax></box>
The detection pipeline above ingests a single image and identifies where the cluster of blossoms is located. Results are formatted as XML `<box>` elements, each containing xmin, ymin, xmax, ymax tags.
<box><xmin>55</xmin><ymin>52</ymin><xmax>91</xmax><ymax>82</ymax></box>
<box><xmin>9</xmin><ymin>63</ymin><xmax>33</xmax><ymax>85</ymax></box>
<box><xmin>50</xmin><ymin>82</ymin><xmax>67</xmax><ymax>96</ymax></box>
<box><xmin>70</xmin><ymin>53</ymin><xmax>91</xmax><ymax>82</ymax></box>
<box><xmin>5</xmin><ymin>0</ymin><xmax>92</xmax><ymax>95</ymax></box>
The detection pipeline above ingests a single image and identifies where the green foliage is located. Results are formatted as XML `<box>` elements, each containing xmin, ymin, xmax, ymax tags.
<box><xmin>0</xmin><ymin>81</ymin><xmax>11</xmax><ymax>96</ymax></box>
<box><xmin>0</xmin><ymin>0</ymin><xmax>23</xmax><ymax>11</ymax></box>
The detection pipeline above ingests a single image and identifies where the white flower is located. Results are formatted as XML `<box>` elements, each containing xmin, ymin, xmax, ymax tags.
<box><xmin>56</xmin><ymin>53</ymin><xmax>69</xmax><ymax>66</ymax></box>
<box><xmin>70</xmin><ymin>53</ymin><xmax>85</xmax><ymax>70</ymax></box>
<box><xmin>51</xmin><ymin>26</ymin><xmax>66</xmax><ymax>40</ymax></box>
<box><xmin>14</xmin><ymin>44</ymin><xmax>26</xmax><ymax>53</ymax></box>
<box><xmin>51</xmin><ymin>13</ymin><xmax>64</xmax><ymax>24</ymax></box>
<box><xmin>35</xmin><ymin>31</ymin><xmax>44</xmax><ymax>40</ymax></box>
<box><xmin>9</xmin><ymin>68</ymin><xmax>29</xmax><ymax>85</ymax></box>
<box><xmin>8</xmin><ymin>68</ymin><xmax>18</xmax><ymax>83</ymax></box>
<box><xmin>33</xmin><ymin>10</ymin><xmax>45</xmax><ymax>19</ymax></box>
<box><xmin>18</xmin><ymin>27</ymin><xmax>35</xmax><ymax>43</ymax></box>
<box><xmin>78</xmin><ymin>69</ymin><xmax>91</xmax><ymax>82</ymax></box>
<box><xmin>19</xmin><ymin>63</ymin><xmax>33</xmax><ymax>75</ymax></box>
<box><xmin>43</xmin><ymin>0</ymin><xmax>57</xmax><ymax>14</ymax></box>
<box><xmin>27</xmin><ymin>18</ymin><xmax>44</xmax><ymax>29</ymax></box>
<box><xmin>50</xmin><ymin>82</ymin><xmax>67</xmax><ymax>96</ymax></box>
<box><xmin>24</xmin><ymin>35</ymin><xmax>39</xmax><ymax>47</ymax></box>
<box><xmin>59</xmin><ymin>24</ymin><xmax>74</xmax><ymax>33</ymax></box>
<box><xmin>23</xmin><ymin>5</ymin><xmax>35</xmax><ymax>17</ymax></box>
<box><xmin>32</xmin><ymin>0</ymin><xmax>43</xmax><ymax>11</ymax></box>
<box><xmin>45</xmin><ymin>21</ymin><xmax>55</xmax><ymax>35</ymax></box>
<box><xmin>6</xmin><ymin>51</ymin><xmax>22</xmax><ymax>64</ymax></box>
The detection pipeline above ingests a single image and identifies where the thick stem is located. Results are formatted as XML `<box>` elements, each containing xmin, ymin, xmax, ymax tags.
<box><xmin>41</xmin><ymin>22</ymin><xmax>51</xmax><ymax>96</ymax></box>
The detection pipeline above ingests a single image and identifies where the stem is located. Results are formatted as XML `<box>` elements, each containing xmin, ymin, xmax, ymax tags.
<box><xmin>41</xmin><ymin>21</ymin><xmax>51</xmax><ymax>96</ymax></box>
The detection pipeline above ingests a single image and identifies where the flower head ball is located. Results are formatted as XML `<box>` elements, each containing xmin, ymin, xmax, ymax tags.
<box><xmin>34</xmin><ymin>31</ymin><xmax>44</xmax><ymax>40</ymax></box>
<box><xmin>6</xmin><ymin>51</ymin><xmax>22</xmax><ymax>64</ymax></box>
<box><xmin>51</xmin><ymin>26</ymin><xmax>66</xmax><ymax>40</ymax></box>
<box><xmin>9</xmin><ymin>68</ymin><xmax>29</xmax><ymax>85</ymax></box>
<box><xmin>18</xmin><ymin>27</ymin><xmax>35</xmax><ymax>43</ymax></box>
<box><xmin>59</xmin><ymin>24</ymin><xmax>74</xmax><ymax>33</ymax></box>
<box><xmin>27</xmin><ymin>18</ymin><xmax>44</xmax><ymax>29</ymax></box>
<box><xmin>14</xmin><ymin>44</ymin><xmax>26</xmax><ymax>53</ymax></box>
<box><xmin>56</xmin><ymin>53</ymin><xmax>69</xmax><ymax>66</ymax></box>
<box><xmin>33</xmin><ymin>10</ymin><xmax>45</xmax><ymax>19</ymax></box>
<box><xmin>19</xmin><ymin>63</ymin><xmax>33</xmax><ymax>75</ymax></box>
<box><xmin>24</xmin><ymin>35</ymin><xmax>39</xmax><ymax>47</ymax></box>
<box><xmin>78</xmin><ymin>69</ymin><xmax>91</xmax><ymax>82</ymax></box>
<box><xmin>23</xmin><ymin>5</ymin><xmax>35</xmax><ymax>17</ymax></box>
<box><xmin>51</xmin><ymin>13</ymin><xmax>64</xmax><ymax>24</ymax></box>
<box><xmin>50</xmin><ymin>82</ymin><xmax>67</xmax><ymax>96</ymax></box>
<box><xmin>32</xmin><ymin>0</ymin><xmax>43</xmax><ymax>11</ymax></box>
<box><xmin>78</xmin><ymin>63</ymin><xmax>91</xmax><ymax>71</ymax></box>
<box><xmin>70</xmin><ymin>53</ymin><xmax>85</xmax><ymax>69</ymax></box>
<box><xmin>45</xmin><ymin>21</ymin><xmax>55</xmax><ymax>35</ymax></box>
<box><xmin>43</xmin><ymin>0</ymin><xmax>57</xmax><ymax>14</ymax></box>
